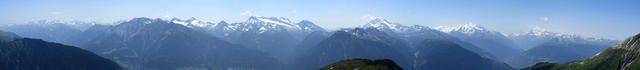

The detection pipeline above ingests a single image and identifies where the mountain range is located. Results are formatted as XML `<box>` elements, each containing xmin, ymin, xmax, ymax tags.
<box><xmin>62</xmin><ymin>18</ymin><xmax>284</xmax><ymax>70</ymax></box>
<box><xmin>171</xmin><ymin>16</ymin><xmax>325</xmax><ymax>61</ymax></box>
<box><xmin>506</xmin><ymin>27</ymin><xmax>618</xmax><ymax>68</ymax></box>
<box><xmin>361</xmin><ymin>18</ymin><xmax>497</xmax><ymax>60</ymax></box>
<box><xmin>0</xmin><ymin>17</ymin><xmax>626</xmax><ymax>70</ymax></box>
<box><xmin>293</xmin><ymin>18</ymin><xmax>518</xmax><ymax>70</ymax></box>
<box><xmin>434</xmin><ymin>23</ymin><xmax>523</xmax><ymax>61</ymax></box>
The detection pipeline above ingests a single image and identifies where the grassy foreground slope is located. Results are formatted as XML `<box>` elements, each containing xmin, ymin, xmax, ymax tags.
<box><xmin>320</xmin><ymin>58</ymin><xmax>403</xmax><ymax>70</ymax></box>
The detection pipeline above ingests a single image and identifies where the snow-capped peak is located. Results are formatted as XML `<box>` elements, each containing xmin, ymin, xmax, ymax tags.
<box><xmin>358</xmin><ymin>18</ymin><xmax>441</xmax><ymax>33</ymax></box>
<box><xmin>362</xmin><ymin>18</ymin><xmax>406</xmax><ymax>32</ymax></box>
<box><xmin>171</xmin><ymin>17</ymin><xmax>195</xmax><ymax>26</ymax></box>
<box><xmin>366</xmin><ymin>18</ymin><xmax>395</xmax><ymax>28</ymax></box>
<box><xmin>214</xmin><ymin>16</ymin><xmax>325</xmax><ymax>36</ymax></box>
<box><xmin>460</xmin><ymin>23</ymin><xmax>486</xmax><ymax>31</ymax></box>
<box><xmin>245</xmin><ymin>16</ymin><xmax>296</xmax><ymax>27</ymax></box>
<box><xmin>156</xmin><ymin>17</ymin><xmax>325</xmax><ymax>39</ymax></box>
<box><xmin>434</xmin><ymin>23</ymin><xmax>487</xmax><ymax>34</ymax></box>
<box><xmin>510</xmin><ymin>27</ymin><xmax>616</xmax><ymax>43</ymax></box>
<box><xmin>509</xmin><ymin>27</ymin><xmax>617</xmax><ymax>50</ymax></box>
<box><xmin>368</xmin><ymin>18</ymin><xmax>392</xmax><ymax>26</ymax></box>
<box><xmin>170</xmin><ymin>17</ymin><xmax>217</xmax><ymax>28</ymax></box>
<box><xmin>530</xmin><ymin>26</ymin><xmax>553</xmax><ymax>36</ymax></box>
<box><xmin>28</xmin><ymin>19</ymin><xmax>96</xmax><ymax>25</ymax></box>
<box><xmin>512</xmin><ymin>26</ymin><xmax>561</xmax><ymax>37</ymax></box>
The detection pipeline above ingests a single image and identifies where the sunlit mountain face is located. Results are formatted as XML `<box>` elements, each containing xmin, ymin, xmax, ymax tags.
<box><xmin>1</xmin><ymin>0</ymin><xmax>638</xmax><ymax>70</ymax></box>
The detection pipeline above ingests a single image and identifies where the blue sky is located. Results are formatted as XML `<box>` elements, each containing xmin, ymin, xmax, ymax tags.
<box><xmin>0</xmin><ymin>0</ymin><xmax>638</xmax><ymax>40</ymax></box>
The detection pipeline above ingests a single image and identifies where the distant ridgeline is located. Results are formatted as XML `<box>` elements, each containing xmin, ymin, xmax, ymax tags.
<box><xmin>0</xmin><ymin>30</ymin><xmax>122</xmax><ymax>70</ymax></box>
<box><xmin>320</xmin><ymin>58</ymin><xmax>403</xmax><ymax>70</ymax></box>
<box><xmin>523</xmin><ymin>33</ymin><xmax>640</xmax><ymax>70</ymax></box>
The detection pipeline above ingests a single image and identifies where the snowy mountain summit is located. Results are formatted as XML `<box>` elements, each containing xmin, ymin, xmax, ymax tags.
<box><xmin>511</xmin><ymin>27</ymin><xmax>572</xmax><ymax>38</ymax></box>
<box><xmin>434</xmin><ymin>23</ymin><xmax>489</xmax><ymax>35</ymax></box>
<box><xmin>363</xmin><ymin>18</ymin><xmax>403</xmax><ymax>31</ymax></box>
<box><xmin>170</xmin><ymin>17</ymin><xmax>219</xmax><ymax>28</ymax></box>
<box><xmin>246</xmin><ymin>16</ymin><xmax>297</xmax><ymax>28</ymax></box>
<box><xmin>511</xmin><ymin>27</ymin><xmax>614</xmax><ymax>43</ymax></box>
<box><xmin>171</xmin><ymin>16</ymin><xmax>324</xmax><ymax>36</ymax></box>
<box><xmin>360</xmin><ymin>18</ymin><xmax>438</xmax><ymax>34</ymax></box>
<box><xmin>433</xmin><ymin>23</ymin><xmax>523</xmax><ymax>60</ymax></box>
<box><xmin>510</xmin><ymin>27</ymin><xmax>618</xmax><ymax>50</ymax></box>
<box><xmin>236</xmin><ymin>16</ymin><xmax>303</xmax><ymax>33</ymax></box>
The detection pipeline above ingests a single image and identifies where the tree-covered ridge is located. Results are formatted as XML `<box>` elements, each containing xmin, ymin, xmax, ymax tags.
<box><xmin>521</xmin><ymin>62</ymin><xmax>560</xmax><ymax>70</ymax></box>
<box><xmin>0</xmin><ymin>30</ymin><xmax>20</xmax><ymax>42</ymax></box>
<box><xmin>0</xmin><ymin>38</ymin><xmax>121</xmax><ymax>70</ymax></box>
<box><xmin>523</xmin><ymin>33</ymin><xmax>640</xmax><ymax>70</ymax></box>
<box><xmin>320</xmin><ymin>58</ymin><xmax>403</xmax><ymax>70</ymax></box>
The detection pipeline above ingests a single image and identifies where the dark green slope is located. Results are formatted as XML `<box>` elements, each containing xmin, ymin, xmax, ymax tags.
<box><xmin>0</xmin><ymin>31</ymin><xmax>20</xmax><ymax>42</ymax></box>
<box><xmin>522</xmin><ymin>62</ymin><xmax>561</xmax><ymax>70</ymax></box>
<box><xmin>319</xmin><ymin>58</ymin><xmax>403</xmax><ymax>70</ymax></box>
<box><xmin>523</xmin><ymin>33</ymin><xmax>640</xmax><ymax>70</ymax></box>
<box><xmin>414</xmin><ymin>39</ymin><xmax>514</xmax><ymax>70</ymax></box>
<box><xmin>0</xmin><ymin>31</ymin><xmax>121</xmax><ymax>70</ymax></box>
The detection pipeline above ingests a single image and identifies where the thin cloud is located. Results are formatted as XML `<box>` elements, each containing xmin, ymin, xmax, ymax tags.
<box><xmin>240</xmin><ymin>10</ymin><xmax>253</xmax><ymax>16</ymax></box>
<box><xmin>539</xmin><ymin>17</ymin><xmax>549</xmax><ymax>22</ymax></box>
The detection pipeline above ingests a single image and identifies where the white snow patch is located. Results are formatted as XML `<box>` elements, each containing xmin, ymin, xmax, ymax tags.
<box><xmin>256</xmin><ymin>18</ymin><xmax>293</xmax><ymax>27</ymax></box>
